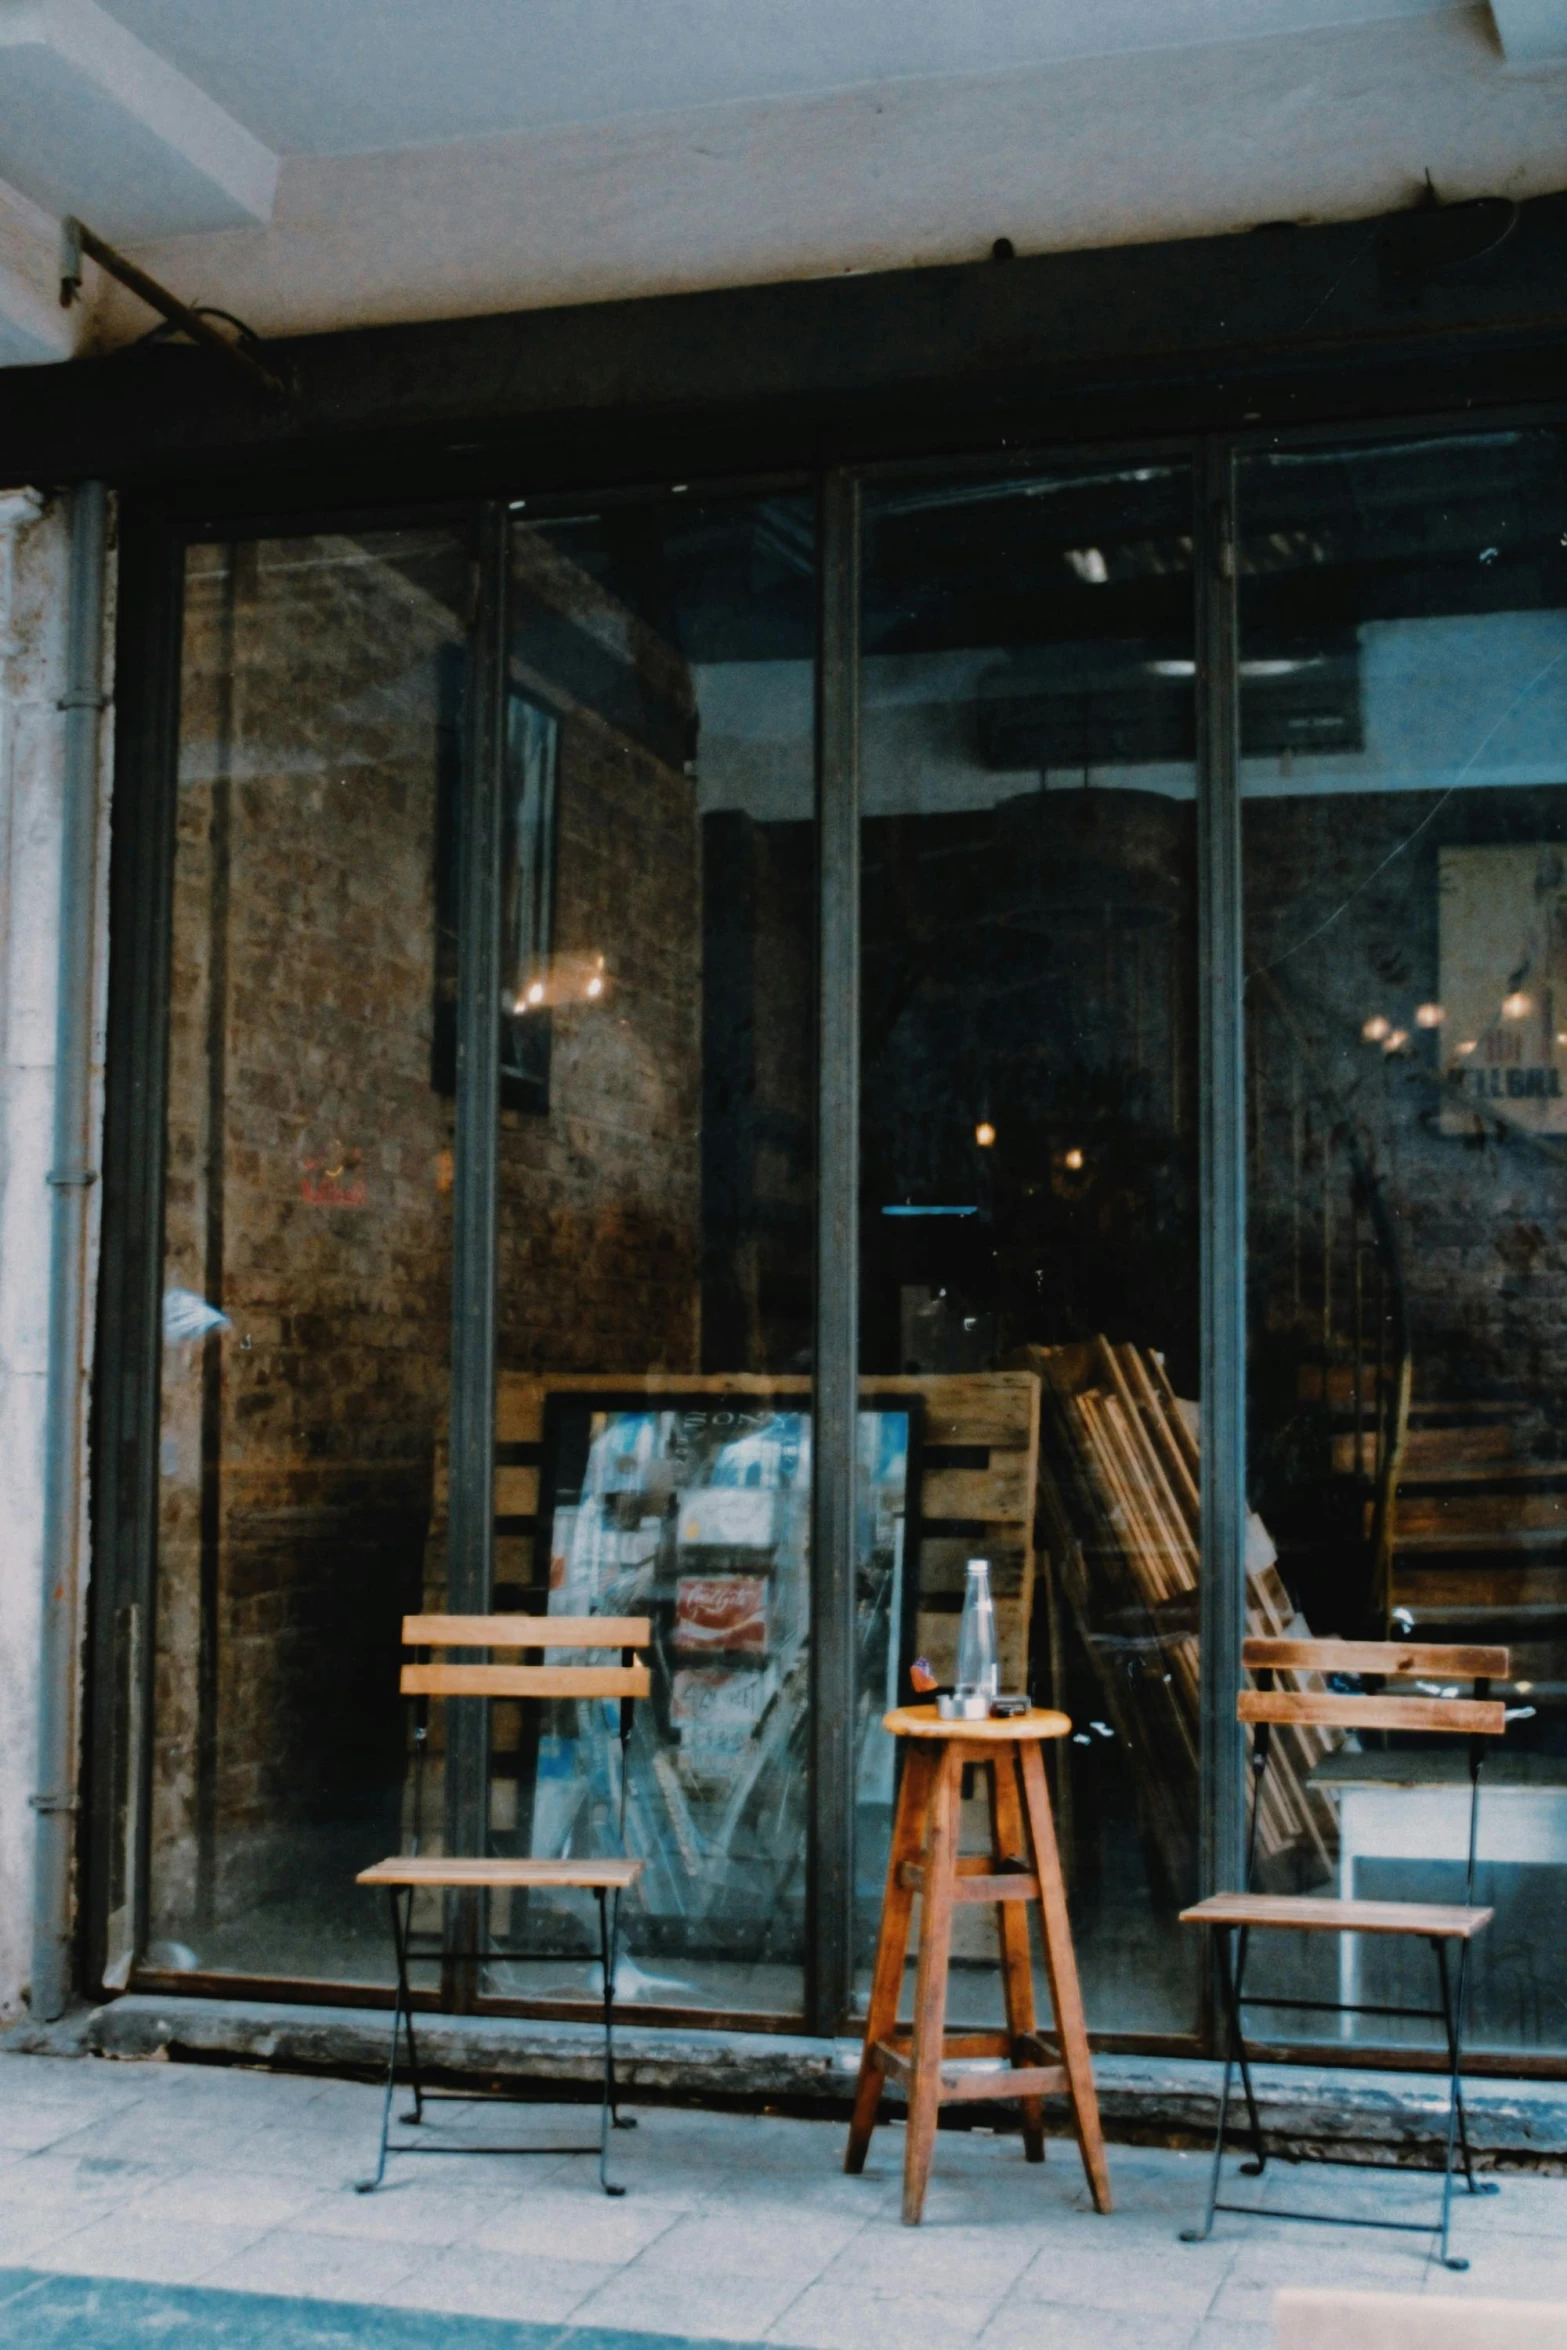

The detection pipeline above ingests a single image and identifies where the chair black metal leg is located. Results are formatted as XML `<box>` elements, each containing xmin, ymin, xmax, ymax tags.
<box><xmin>1435</xmin><ymin>1937</ymin><xmax>1495</xmax><ymax>2269</ymax></box>
<box><xmin>1441</xmin><ymin>1942</ymin><xmax>1494</xmax><ymax>2203</ymax></box>
<box><xmin>597</xmin><ymin>1887</ymin><xmax>630</xmax><ymax>2197</ymax></box>
<box><xmin>392</xmin><ymin>1885</ymin><xmax>425</xmax><ymax>2125</ymax></box>
<box><xmin>1227</xmin><ymin>1927</ymin><xmax>1267</xmax><ymax>2180</ymax></box>
<box><xmin>1183</xmin><ymin>1926</ymin><xmax>1238</xmax><ymax>2244</ymax></box>
<box><xmin>359</xmin><ymin>1887</ymin><xmax>416</xmax><ymax>2193</ymax></box>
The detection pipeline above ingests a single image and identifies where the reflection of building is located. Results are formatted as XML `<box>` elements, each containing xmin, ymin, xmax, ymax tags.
<box><xmin>2</xmin><ymin>24</ymin><xmax>1567</xmax><ymax>2116</ymax></box>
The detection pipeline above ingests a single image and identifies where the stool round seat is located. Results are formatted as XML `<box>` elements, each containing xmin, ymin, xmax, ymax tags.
<box><xmin>884</xmin><ymin>1703</ymin><xmax>1072</xmax><ymax>1742</ymax></box>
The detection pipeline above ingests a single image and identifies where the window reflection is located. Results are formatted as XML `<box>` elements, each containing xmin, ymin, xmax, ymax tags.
<box><xmin>1241</xmin><ymin>429</ymin><xmax>1567</xmax><ymax>2057</ymax></box>
<box><xmin>855</xmin><ymin>465</ymin><xmax>1203</xmax><ymax>2038</ymax></box>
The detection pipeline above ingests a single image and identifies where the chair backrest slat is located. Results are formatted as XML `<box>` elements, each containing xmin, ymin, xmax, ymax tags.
<box><xmin>404</xmin><ymin>1613</ymin><xmax>650</xmax><ymax>1650</ymax></box>
<box><xmin>1242</xmin><ymin>1635</ymin><xmax>1508</xmax><ymax>1680</ymax></box>
<box><xmin>1239</xmin><ymin>1688</ymin><xmax>1505</xmax><ymax>1737</ymax></box>
<box><xmin>402</xmin><ymin>1661</ymin><xmax>652</xmax><ymax>1702</ymax></box>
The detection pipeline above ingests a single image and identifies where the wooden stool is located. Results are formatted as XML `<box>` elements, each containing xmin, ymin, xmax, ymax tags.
<box><xmin>846</xmin><ymin>1703</ymin><xmax>1112</xmax><ymax>2226</ymax></box>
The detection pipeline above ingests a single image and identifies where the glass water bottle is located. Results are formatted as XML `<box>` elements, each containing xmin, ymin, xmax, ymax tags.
<box><xmin>954</xmin><ymin>1557</ymin><xmax>999</xmax><ymax>1719</ymax></box>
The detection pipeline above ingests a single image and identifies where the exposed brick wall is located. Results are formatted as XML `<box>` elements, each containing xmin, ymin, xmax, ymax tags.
<box><xmin>155</xmin><ymin>530</ymin><xmax>706</xmax><ymax>1946</ymax></box>
<box><xmin>156</xmin><ymin>534</ymin><xmax>462</xmax><ymax>1938</ymax></box>
<box><xmin>494</xmin><ymin>692</ymin><xmax>702</xmax><ymax>1382</ymax></box>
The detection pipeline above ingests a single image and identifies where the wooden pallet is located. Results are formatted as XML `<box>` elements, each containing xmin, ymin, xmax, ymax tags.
<box><xmin>1023</xmin><ymin>1339</ymin><xmax>1337</xmax><ymax>1892</ymax></box>
<box><xmin>428</xmin><ymin>1367</ymin><xmax>1040</xmax><ymax>1687</ymax></box>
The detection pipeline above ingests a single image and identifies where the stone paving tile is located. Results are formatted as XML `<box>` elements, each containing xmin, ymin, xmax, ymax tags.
<box><xmin>376</xmin><ymin>2245</ymin><xmax>620</xmax><ymax>2323</ymax></box>
<box><xmin>815</xmin><ymin>2216</ymin><xmax>1042</xmax><ymax>2303</ymax></box>
<box><xmin>0</xmin><ymin>2145</ymin><xmax>157</xmax><ymax>2201</ymax></box>
<box><xmin>1189</xmin><ymin>2323</ymin><xmax>1273</xmax><ymax>2350</ymax></box>
<box><xmin>1007</xmin><ymin>2231</ymin><xmax>1231</xmax><ymax>2317</ymax></box>
<box><xmin>287</xmin><ymin>2178</ymin><xmax>518</xmax><ymax>2247</ymax></box>
<box><xmin>979</xmin><ymin>2301</ymin><xmax>1199</xmax><ymax>2350</ymax></box>
<box><xmin>470</xmin><ymin>2187</ymin><xmax>691</xmax><ymax>2265</ymax></box>
<box><xmin>117</xmin><ymin>2162</ymin><xmax>322</xmax><ymax>2232</ymax></box>
<box><xmin>199</xmin><ymin>2223</ymin><xmax>427</xmax><ymax>2303</ymax></box>
<box><xmin>1206</xmin><ymin>2233</ymin><xmax>1440</xmax><ymax>2324</ymax></box>
<box><xmin>567</xmin><ymin>2264</ymin><xmax>811</xmax><ymax>2343</ymax></box>
<box><xmin>630</xmin><ymin>2209</ymin><xmax>867</xmax><ymax>2285</ymax></box>
<box><xmin>1426</xmin><ymin>2249</ymin><xmax>1567</xmax><ymax>2299</ymax></box>
<box><xmin>768</xmin><ymin>2280</ymin><xmax>992</xmax><ymax>2350</ymax></box>
<box><xmin>0</xmin><ymin>2207</ymin><xmax>106</xmax><ymax>2267</ymax></box>
<box><xmin>0</xmin><ymin>2053</ymin><xmax>1565</xmax><ymax>2344</ymax></box>
<box><xmin>33</xmin><ymin>2210</ymin><xmax>271</xmax><ymax>2285</ymax></box>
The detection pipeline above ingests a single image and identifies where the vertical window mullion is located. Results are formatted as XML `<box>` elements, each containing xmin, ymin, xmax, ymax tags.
<box><xmin>445</xmin><ymin>498</ymin><xmax>508</xmax><ymax>1991</ymax></box>
<box><xmin>809</xmin><ymin>468</ymin><xmax>862</xmax><ymax>2036</ymax></box>
<box><xmin>1196</xmin><ymin>440</ymin><xmax>1247</xmax><ymax>1917</ymax></box>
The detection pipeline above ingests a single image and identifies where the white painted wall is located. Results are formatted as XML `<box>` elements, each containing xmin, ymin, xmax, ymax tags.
<box><xmin>0</xmin><ymin>491</ymin><xmax>112</xmax><ymax>2019</ymax></box>
<box><xmin>98</xmin><ymin>8</ymin><xmax>1567</xmax><ymax>346</ymax></box>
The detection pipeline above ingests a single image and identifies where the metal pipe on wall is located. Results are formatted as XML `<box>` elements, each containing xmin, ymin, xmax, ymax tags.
<box><xmin>32</xmin><ymin>480</ymin><xmax>109</xmax><ymax>2019</ymax></box>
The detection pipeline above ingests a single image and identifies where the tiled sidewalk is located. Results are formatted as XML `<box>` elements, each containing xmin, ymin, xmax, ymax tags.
<box><xmin>0</xmin><ymin>2050</ymin><xmax>1563</xmax><ymax>2348</ymax></box>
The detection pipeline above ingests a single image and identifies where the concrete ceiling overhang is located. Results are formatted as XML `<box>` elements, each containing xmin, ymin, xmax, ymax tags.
<box><xmin>0</xmin><ymin>0</ymin><xmax>1564</xmax><ymax>370</ymax></box>
<box><xmin>1491</xmin><ymin>0</ymin><xmax>1567</xmax><ymax>58</ymax></box>
<box><xmin>93</xmin><ymin>0</ymin><xmax>1467</xmax><ymax>153</ymax></box>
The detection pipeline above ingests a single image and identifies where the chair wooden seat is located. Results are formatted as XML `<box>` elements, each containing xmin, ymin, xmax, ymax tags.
<box><xmin>1181</xmin><ymin>1892</ymin><xmax>1493</xmax><ymax>1940</ymax></box>
<box><xmin>358</xmin><ymin>1855</ymin><xmax>643</xmax><ymax>1892</ymax></box>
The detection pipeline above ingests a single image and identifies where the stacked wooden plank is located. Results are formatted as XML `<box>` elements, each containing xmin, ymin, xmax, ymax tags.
<box><xmin>1023</xmin><ymin>1339</ymin><xmax>1337</xmax><ymax>1891</ymax></box>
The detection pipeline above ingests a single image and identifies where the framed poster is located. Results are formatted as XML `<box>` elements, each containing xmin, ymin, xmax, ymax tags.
<box><xmin>509</xmin><ymin>1389</ymin><xmax>921</xmax><ymax>1965</ymax></box>
<box><xmin>1440</xmin><ymin>842</ymin><xmax>1567</xmax><ymax>1134</ymax></box>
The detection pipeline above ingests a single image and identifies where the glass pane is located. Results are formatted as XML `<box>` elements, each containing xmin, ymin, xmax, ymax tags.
<box><xmin>454</xmin><ymin>493</ymin><xmax>817</xmax><ymax>2018</ymax></box>
<box><xmin>855</xmin><ymin>463</ymin><xmax>1202</xmax><ymax>2038</ymax></box>
<box><xmin>151</xmin><ymin>527</ymin><xmax>470</xmax><ymax>1986</ymax></box>
<box><xmin>1241</xmin><ymin>428</ymin><xmax>1567</xmax><ymax>2057</ymax></box>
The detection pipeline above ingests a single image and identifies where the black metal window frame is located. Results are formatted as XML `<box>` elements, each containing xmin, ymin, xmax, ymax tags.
<box><xmin>85</xmin><ymin>390</ymin><xmax>1567</xmax><ymax>2073</ymax></box>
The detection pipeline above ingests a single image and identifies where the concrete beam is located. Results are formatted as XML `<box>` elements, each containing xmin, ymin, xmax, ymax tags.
<box><xmin>96</xmin><ymin>8</ymin><xmax>1567</xmax><ymax>351</ymax></box>
<box><xmin>1491</xmin><ymin>0</ymin><xmax>1567</xmax><ymax>62</ymax></box>
<box><xmin>0</xmin><ymin>0</ymin><xmax>277</xmax><ymax>242</ymax></box>
<box><xmin>0</xmin><ymin>178</ymin><xmax>75</xmax><ymax>365</ymax></box>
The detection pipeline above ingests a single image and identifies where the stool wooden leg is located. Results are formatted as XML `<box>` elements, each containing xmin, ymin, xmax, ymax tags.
<box><xmin>1020</xmin><ymin>1741</ymin><xmax>1112</xmax><ymax>2214</ymax></box>
<box><xmin>903</xmin><ymin>1745</ymin><xmax>961</xmax><ymax>2226</ymax></box>
<box><xmin>990</xmin><ymin>1753</ymin><xmax>1045</xmax><ymax>2163</ymax></box>
<box><xmin>846</xmin><ymin>1743</ymin><xmax>933</xmax><ymax>2175</ymax></box>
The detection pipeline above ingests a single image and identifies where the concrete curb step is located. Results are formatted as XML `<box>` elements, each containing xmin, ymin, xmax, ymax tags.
<box><xmin>81</xmin><ymin>1992</ymin><xmax>1567</xmax><ymax>2171</ymax></box>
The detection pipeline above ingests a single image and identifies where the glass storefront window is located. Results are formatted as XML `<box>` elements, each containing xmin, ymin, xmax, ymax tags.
<box><xmin>854</xmin><ymin>464</ymin><xmax>1203</xmax><ymax>2039</ymax></box>
<box><xmin>130</xmin><ymin>418</ymin><xmax>1567</xmax><ymax>2065</ymax></box>
<box><xmin>151</xmin><ymin>528</ymin><xmax>471</xmax><ymax>1986</ymax></box>
<box><xmin>454</xmin><ymin>493</ymin><xmax>819</xmax><ymax>2018</ymax></box>
<box><xmin>1241</xmin><ymin>429</ymin><xmax>1567</xmax><ymax>2056</ymax></box>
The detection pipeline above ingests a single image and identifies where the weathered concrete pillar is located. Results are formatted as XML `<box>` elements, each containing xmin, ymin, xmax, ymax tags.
<box><xmin>0</xmin><ymin>489</ymin><xmax>113</xmax><ymax>2017</ymax></box>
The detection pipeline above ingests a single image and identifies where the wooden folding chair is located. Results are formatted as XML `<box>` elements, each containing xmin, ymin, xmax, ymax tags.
<box><xmin>1180</xmin><ymin>1635</ymin><xmax>1509</xmax><ymax>2270</ymax></box>
<box><xmin>355</xmin><ymin>1612</ymin><xmax>650</xmax><ymax>2196</ymax></box>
